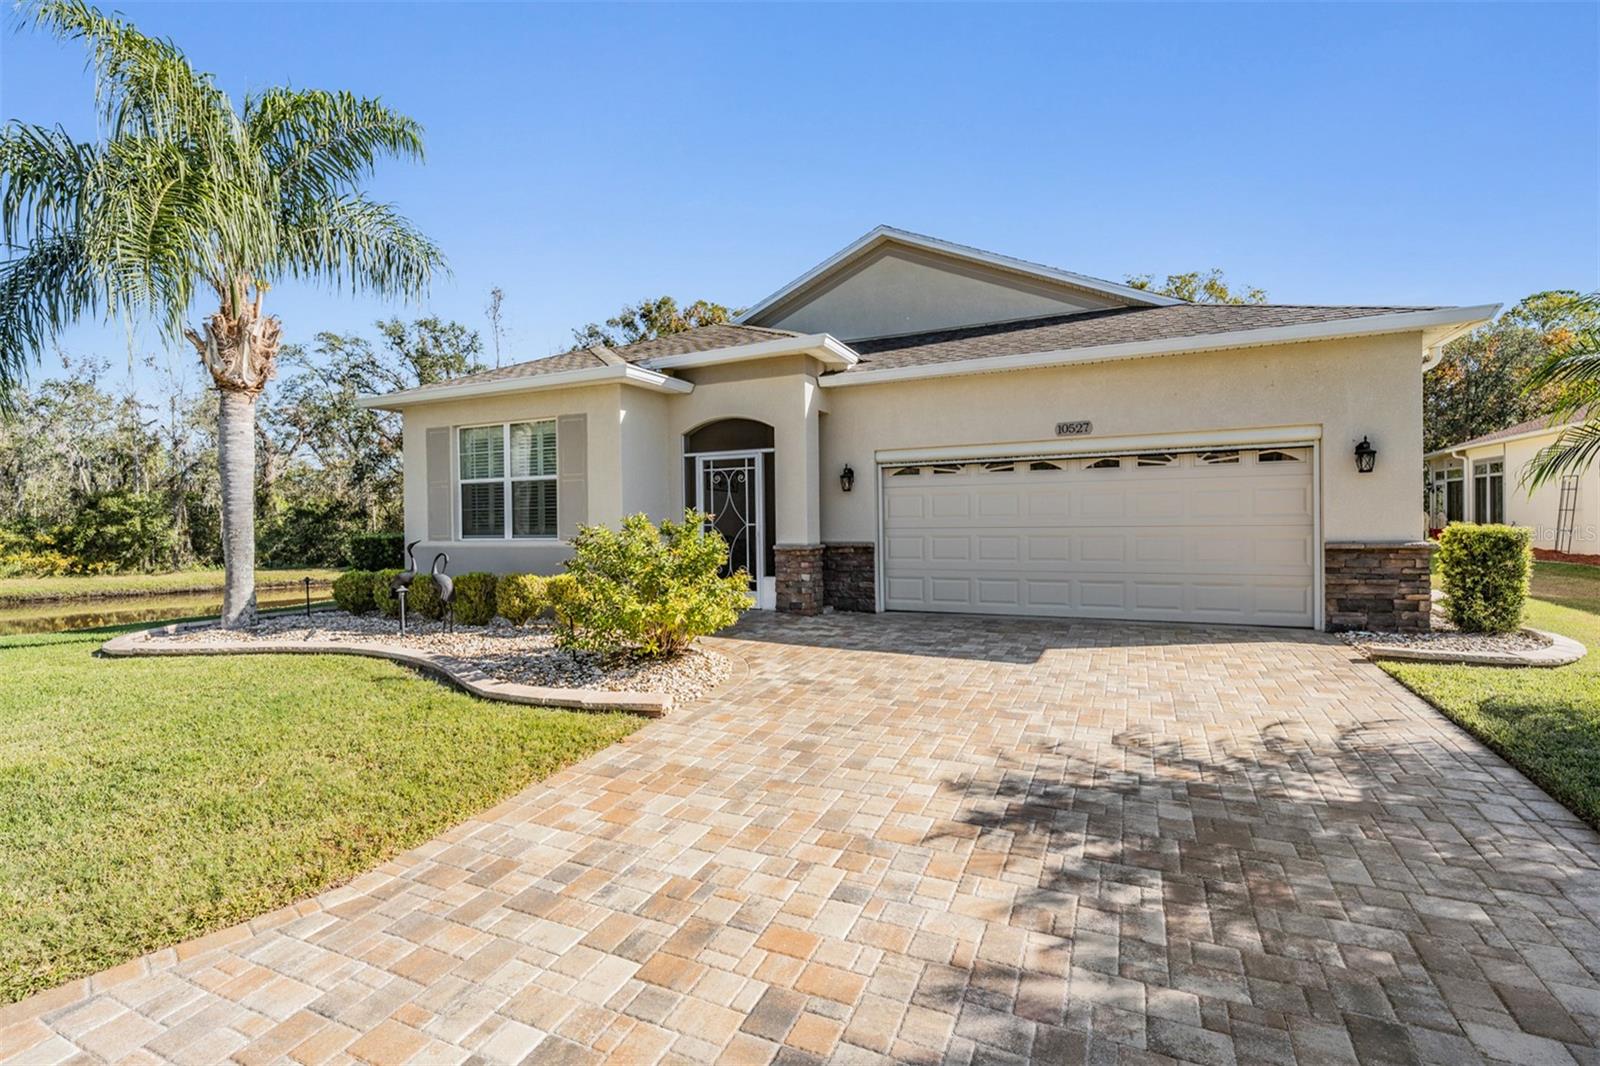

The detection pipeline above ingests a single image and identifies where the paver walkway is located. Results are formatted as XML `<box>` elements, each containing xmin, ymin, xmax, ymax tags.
<box><xmin>5</xmin><ymin>613</ymin><xmax>1600</xmax><ymax>1065</ymax></box>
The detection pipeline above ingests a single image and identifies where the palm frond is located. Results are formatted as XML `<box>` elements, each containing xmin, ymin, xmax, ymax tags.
<box><xmin>1523</xmin><ymin>422</ymin><xmax>1600</xmax><ymax>489</ymax></box>
<box><xmin>245</xmin><ymin>88</ymin><xmax>424</xmax><ymax>197</ymax></box>
<box><xmin>0</xmin><ymin>123</ymin><xmax>100</xmax><ymax>242</ymax></box>
<box><xmin>0</xmin><ymin>231</ymin><xmax>101</xmax><ymax>399</ymax></box>
<box><xmin>29</xmin><ymin>0</ymin><xmax>240</xmax><ymax>155</ymax></box>
<box><xmin>277</xmin><ymin>193</ymin><xmax>444</xmax><ymax>300</ymax></box>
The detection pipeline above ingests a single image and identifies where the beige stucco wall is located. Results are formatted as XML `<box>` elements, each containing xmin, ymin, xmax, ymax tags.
<box><xmin>398</xmin><ymin>383</ymin><xmax>626</xmax><ymax>574</ymax></box>
<box><xmin>667</xmin><ymin>356</ymin><xmax>827</xmax><ymax>546</ymax></box>
<box><xmin>756</xmin><ymin>246</ymin><xmax>1121</xmax><ymax>341</ymax></box>
<box><xmin>1428</xmin><ymin>434</ymin><xmax>1600</xmax><ymax>555</ymax></box>
<box><xmin>397</xmin><ymin>332</ymin><xmax>1436</xmax><ymax>580</ymax></box>
<box><xmin>818</xmin><ymin>332</ymin><xmax>1429</xmax><ymax>545</ymax></box>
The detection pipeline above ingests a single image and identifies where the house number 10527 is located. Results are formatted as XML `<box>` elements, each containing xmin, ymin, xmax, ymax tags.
<box><xmin>1055</xmin><ymin>420</ymin><xmax>1093</xmax><ymax>436</ymax></box>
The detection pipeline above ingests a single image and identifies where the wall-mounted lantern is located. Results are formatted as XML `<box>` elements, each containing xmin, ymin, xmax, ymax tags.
<box><xmin>1354</xmin><ymin>436</ymin><xmax>1377</xmax><ymax>474</ymax></box>
<box><xmin>840</xmin><ymin>464</ymin><xmax>856</xmax><ymax>492</ymax></box>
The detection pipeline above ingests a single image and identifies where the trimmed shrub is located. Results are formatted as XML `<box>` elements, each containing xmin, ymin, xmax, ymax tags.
<box><xmin>453</xmin><ymin>572</ymin><xmax>498</xmax><ymax>626</ymax></box>
<box><xmin>332</xmin><ymin>569</ymin><xmax>376</xmax><ymax>614</ymax></box>
<box><xmin>496</xmin><ymin>573</ymin><xmax>547</xmax><ymax>625</ymax></box>
<box><xmin>347</xmin><ymin>532</ymin><xmax>405</xmax><ymax>571</ymax></box>
<box><xmin>1437</xmin><ymin>524</ymin><xmax>1532</xmax><ymax>634</ymax></box>
<box><xmin>372</xmin><ymin>569</ymin><xmax>404</xmax><ymax>618</ymax></box>
<box><xmin>545</xmin><ymin>573</ymin><xmax>587</xmax><ymax>638</ymax></box>
<box><xmin>555</xmin><ymin>510</ymin><xmax>752</xmax><ymax>657</ymax></box>
<box><xmin>408</xmin><ymin>574</ymin><xmax>445</xmax><ymax>620</ymax></box>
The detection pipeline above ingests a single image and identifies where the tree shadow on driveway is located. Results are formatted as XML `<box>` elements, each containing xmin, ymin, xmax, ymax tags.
<box><xmin>920</xmin><ymin>721</ymin><xmax>1600</xmax><ymax>1063</ymax></box>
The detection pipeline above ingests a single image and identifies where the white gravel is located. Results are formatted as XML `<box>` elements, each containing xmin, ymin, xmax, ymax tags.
<box><xmin>153</xmin><ymin>611</ymin><xmax>732</xmax><ymax>703</ymax></box>
<box><xmin>1340</xmin><ymin>608</ymin><xmax>1554</xmax><ymax>654</ymax></box>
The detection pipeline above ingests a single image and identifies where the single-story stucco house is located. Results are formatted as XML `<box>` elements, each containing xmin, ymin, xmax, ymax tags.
<box><xmin>361</xmin><ymin>226</ymin><xmax>1496</xmax><ymax>632</ymax></box>
<box><xmin>1426</xmin><ymin>414</ymin><xmax>1600</xmax><ymax>559</ymax></box>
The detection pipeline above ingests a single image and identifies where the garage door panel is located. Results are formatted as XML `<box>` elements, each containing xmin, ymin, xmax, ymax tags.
<box><xmin>882</xmin><ymin>446</ymin><xmax>1315</xmax><ymax>627</ymax></box>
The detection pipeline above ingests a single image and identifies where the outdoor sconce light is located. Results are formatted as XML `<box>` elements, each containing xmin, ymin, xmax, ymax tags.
<box><xmin>1354</xmin><ymin>436</ymin><xmax>1377</xmax><ymax>474</ymax></box>
<box><xmin>840</xmin><ymin>464</ymin><xmax>856</xmax><ymax>492</ymax></box>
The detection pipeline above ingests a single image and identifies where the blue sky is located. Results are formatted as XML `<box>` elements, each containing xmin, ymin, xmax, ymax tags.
<box><xmin>3</xmin><ymin>1</ymin><xmax>1597</xmax><ymax>397</ymax></box>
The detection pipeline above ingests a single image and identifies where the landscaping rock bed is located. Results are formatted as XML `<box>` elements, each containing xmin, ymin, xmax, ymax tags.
<box><xmin>147</xmin><ymin>611</ymin><xmax>732</xmax><ymax>704</ymax></box>
<box><xmin>1340</xmin><ymin>612</ymin><xmax>1584</xmax><ymax>668</ymax></box>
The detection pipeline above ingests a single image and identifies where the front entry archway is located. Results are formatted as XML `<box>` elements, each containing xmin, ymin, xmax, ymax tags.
<box><xmin>684</xmin><ymin>419</ymin><xmax>776</xmax><ymax>609</ymax></box>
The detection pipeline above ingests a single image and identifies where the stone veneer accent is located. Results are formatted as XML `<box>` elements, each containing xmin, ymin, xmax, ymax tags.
<box><xmin>823</xmin><ymin>543</ymin><xmax>876</xmax><ymax>612</ymax></box>
<box><xmin>774</xmin><ymin>545</ymin><xmax>825</xmax><ymax>614</ymax></box>
<box><xmin>1324</xmin><ymin>541</ymin><xmax>1434</xmax><ymax>633</ymax></box>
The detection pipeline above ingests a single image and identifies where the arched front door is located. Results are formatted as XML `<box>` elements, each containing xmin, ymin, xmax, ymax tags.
<box><xmin>684</xmin><ymin>419</ymin><xmax>776</xmax><ymax>609</ymax></box>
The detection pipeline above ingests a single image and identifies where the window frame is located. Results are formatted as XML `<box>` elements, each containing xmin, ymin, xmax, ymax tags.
<box><xmin>1473</xmin><ymin>458</ymin><xmax>1505</xmax><ymax>525</ymax></box>
<box><xmin>456</xmin><ymin>419</ymin><xmax>559</xmax><ymax>540</ymax></box>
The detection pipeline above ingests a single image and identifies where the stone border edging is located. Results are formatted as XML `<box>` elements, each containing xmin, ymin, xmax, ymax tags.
<box><xmin>99</xmin><ymin>620</ymin><xmax>670</xmax><ymax>717</ymax></box>
<box><xmin>1354</xmin><ymin>628</ymin><xmax>1586</xmax><ymax>668</ymax></box>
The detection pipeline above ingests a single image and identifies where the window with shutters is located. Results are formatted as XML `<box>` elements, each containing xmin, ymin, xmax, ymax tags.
<box><xmin>459</xmin><ymin>421</ymin><xmax>558</xmax><ymax>538</ymax></box>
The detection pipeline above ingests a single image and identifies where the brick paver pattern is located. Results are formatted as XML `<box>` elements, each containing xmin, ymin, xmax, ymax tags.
<box><xmin>5</xmin><ymin>613</ymin><xmax>1600</xmax><ymax>1065</ymax></box>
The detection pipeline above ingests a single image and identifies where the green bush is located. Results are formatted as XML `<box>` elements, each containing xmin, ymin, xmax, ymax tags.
<box><xmin>259</xmin><ymin>499</ymin><xmax>361</xmax><ymax>569</ymax></box>
<box><xmin>496</xmin><ymin>573</ymin><xmax>547</xmax><ymax>625</ymax></box>
<box><xmin>0</xmin><ymin>529</ymin><xmax>75</xmax><ymax>577</ymax></box>
<box><xmin>372</xmin><ymin>569</ymin><xmax>404</xmax><ymax>618</ymax></box>
<box><xmin>1438</xmin><ymin>524</ymin><xmax>1532</xmax><ymax>634</ymax></box>
<box><xmin>454</xmin><ymin>572</ymin><xmax>499</xmax><ymax>626</ymax></box>
<box><xmin>57</xmin><ymin>491</ymin><xmax>176</xmax><ymax>573</ymax></box>
<box><xmin>407</xmin><ymin>574</ymin><xmax>444</xmax><ymax>620</ymax></box>
<box><xmin>545</xmin><ymin>573</ymin><xmax>586</xmax><ymax>637</ymax></box>
<box><xmin>347</xmin><ymin>532</ymin><xmax>405</xmax><ymax>571</ymax></box>
<box><xmin>556</xmin><ymin>510</ymin><xmax>752</xmax><ymax>657</ymax></box>
<box><xmin>332</xmin><ymin>570</ymin><xmax>377</xmax><ymax>614</ymax></box>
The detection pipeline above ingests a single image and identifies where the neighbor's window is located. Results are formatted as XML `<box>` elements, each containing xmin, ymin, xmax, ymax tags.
<box><xmin>459</xmin><ymin>421</ymin><xmax>558</xmax><ymax>539</ymax></box>
<box><xmin>1473</xmin><ymin>459</ymin><xmax>1504</xmax><ymax>525</ymax></box>
<box><xmin>1435</xmin><ymin>468</ymin><xmax>1464</xmax><ymax>524</ymax></box>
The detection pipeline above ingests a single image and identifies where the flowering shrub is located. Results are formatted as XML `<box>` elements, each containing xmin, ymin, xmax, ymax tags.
<box><xmin>556</xmin><ymin>511</ymin><xmax>751</xmax><ymax>657</ymax></box>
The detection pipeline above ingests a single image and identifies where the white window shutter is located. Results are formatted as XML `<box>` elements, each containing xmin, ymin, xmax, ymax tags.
<box><xmin>426</xmin><ymin>427</ymin><xmax>453</xmax><ymax>540</ymax></box>
<box><xmin>557</xmin><ymin>414</ymin><xmax>587</xmax><ymax>539</ymax></box>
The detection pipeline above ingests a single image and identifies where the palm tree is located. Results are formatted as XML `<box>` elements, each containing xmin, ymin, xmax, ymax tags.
<box><xmin>0</xmin><ymin>0</ymin><xmax>443</xmax><ymax>626</ymax></box>
<box><xmin>1523</xmin><ymin>292</ymin><xmax>1600</xmax><ymax>489</ymax></box>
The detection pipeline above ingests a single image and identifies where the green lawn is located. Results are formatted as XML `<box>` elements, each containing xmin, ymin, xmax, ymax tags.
<box><xmin>1386</xmin><ymin>560</ymin><xmax>1600</xmax><ymax>829</ymax></box>
<box><xmin>0</xmin><ymin>568</ymin><xmax>342</xmax><ymax>606</ymax></box>
<box><xmin>0</xmin><ymin>625</ymin><xmax>644</xmax><ymax>1004</ymax></box>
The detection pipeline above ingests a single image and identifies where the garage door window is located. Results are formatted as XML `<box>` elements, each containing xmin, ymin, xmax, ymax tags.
<box><xmin>1086</xmin><ymin>457</ymin><xmax>1121</xmax><ymax>470</ymax></box>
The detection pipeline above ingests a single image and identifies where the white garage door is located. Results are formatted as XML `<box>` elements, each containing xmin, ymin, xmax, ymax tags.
<box><xmin>881</xmin><ymin>447</ymin><xmax>1315</xmax><ymax>627</ymax></box>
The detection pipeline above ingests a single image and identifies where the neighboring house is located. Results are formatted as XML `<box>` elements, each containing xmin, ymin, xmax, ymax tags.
<box><xmin>1426</xmin><ymin>415</ymin><xmax>1600</xmax><ymax>559</ymax></box>
<box><xmin>362</xmin><ymin>226</ymin><xmax>1495</xmax><ymax>632</ymax></box>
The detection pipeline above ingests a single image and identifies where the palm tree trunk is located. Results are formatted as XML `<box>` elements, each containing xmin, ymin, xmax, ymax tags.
<box><xmin>217</xmin><ymin>387</ymin><xmax>259</xmax><ymax>627</ymax></box>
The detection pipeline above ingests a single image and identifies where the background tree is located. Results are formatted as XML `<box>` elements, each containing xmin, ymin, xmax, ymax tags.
<box><xmin>1125</xmin><ymin>269</ymin><xmax>1267</xmax><ymax>304</ymax></box>
<box><xmin>0</xmin><ymin>0</ymin><xmax>442</xmax><ymax>625</ymax></box>
<box><xmin>1423</xmin><ymin>290</ymin><xmax>1598</xmax><ymax>453</ymax></box>
<box><xmin>1522</xmin><ymin>291</ymin><xmax>1600</xmax><ymax>488</ymax></box>
<box><xmin>572</xmin><ymin>296</ymin><xmax>735</xmax><ymax>348</ymax></box>
<box><xmin>485</xmin><ymin>286</ymin><xmax>506</xmax><ymax>367</ymax></box>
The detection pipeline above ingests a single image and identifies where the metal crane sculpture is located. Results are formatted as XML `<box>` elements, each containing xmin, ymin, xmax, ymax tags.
<box><xmin>393</xmin><ymin>540</ymin><xmax>421</xmax><ymax>591</ymax></box>
<box><xmin>391</xmin><ymin>540</ymin><xmax>422</xmax><ymax>635</ymax></box>
<box><xmin>430</xmin><ymin>552</ymin><xmax>456</xmax><ymax>632</ymax></box>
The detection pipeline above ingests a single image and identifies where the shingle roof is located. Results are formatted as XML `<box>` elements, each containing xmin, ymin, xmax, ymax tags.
<box><xmin>1439</xmin><ymin>413</ymin><xmax>1578</xmax><ymax>451</ymax></box>
<box><xmin>394</xmin><ymin>323</ymin><xmax>801</xmax><ymax>397</ymax></box>
<box><xmin>838</xmin><ymin>304</ymin><xmax>1441</xmax><ymax>373</ymax></box>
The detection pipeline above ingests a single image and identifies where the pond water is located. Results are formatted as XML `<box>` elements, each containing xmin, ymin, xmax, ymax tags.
<box><xmin>0</xmin><ymin>587</ymin><xmax>332</xmax><ymax>635</ymax></box>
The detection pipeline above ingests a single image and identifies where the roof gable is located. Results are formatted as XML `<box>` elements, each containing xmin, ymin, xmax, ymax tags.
<box><xmin>738</xmin><ymin>226</ymin><xmax>1179</xmax><ymax>341</ymax></box>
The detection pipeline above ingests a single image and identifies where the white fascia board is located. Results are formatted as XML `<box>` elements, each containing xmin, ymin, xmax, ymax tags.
<box><xmin>356</xmin><ymin>363</ymin><xmax>693</xmax><ymax>410</ymax></box>
<box><xmin>821</xmin><ymin>305</ymin><xmax>1503</xmax><ymax>389</ymax></box>
<box><xmin>1424</xmin><ymin>421</ymin><xmax>1576</xmax><ymax>460</ymax></box>
<box><xmin>641</xmin><ymin>333</ymin><xmax>859</xmax><ymax>371</ymax></box>
<box><xmin>876</xmin><ymin>425</ymin><xmax>1323</xmax><ymax>466</ymax></box>
<box><xmin>735</xmin><ymin>226</ymin><xmax>1181</xmax><ymax>327</ymax></box>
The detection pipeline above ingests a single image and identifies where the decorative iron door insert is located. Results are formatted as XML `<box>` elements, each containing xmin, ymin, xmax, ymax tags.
<box><xmin>696</xmin><ymin>453</ymin><xmax>763</xmax><ymax>588</ymax></box>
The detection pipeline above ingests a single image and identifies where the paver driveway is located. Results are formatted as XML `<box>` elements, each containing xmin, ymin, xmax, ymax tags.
<box><xmin>5</xmin><ymin>614</ymin><xmax>1600</xmax><ymax>1065</ymax></box>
